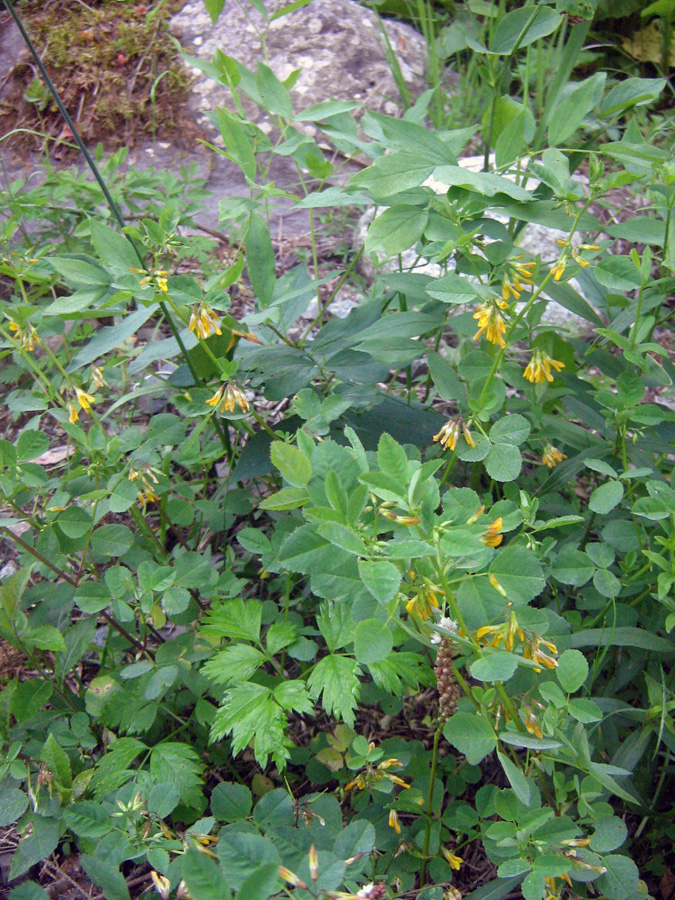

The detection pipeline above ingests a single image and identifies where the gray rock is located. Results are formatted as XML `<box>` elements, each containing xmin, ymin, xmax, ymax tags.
<box><xmin>170</xmin><ymin>0</ymin><xmax>427</xmax><ymax>136</ymax></box>
<box><xmin>169</xmin><ymin>0</ymin><xmax>427</xmax><ymax>234</ymax></box>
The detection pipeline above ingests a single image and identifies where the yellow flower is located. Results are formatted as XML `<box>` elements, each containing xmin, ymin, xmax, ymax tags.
<box><xmin>523</xmin><ymin>634</ymin><xmax>558</xmax><ymax>672</ymax></box>
<box><xmin>8</xmin><ymin>320</ymin><xmax>38</xmax><ymax>352</ymax></box>
<box><xmin>489</xmin><ymin>573</ymin><xmax>507</xmax><ymax>597</ymax></box>
<box><xmin>91</xmin><ymin>366</ymin><xmax>106</xmax><ymax>388</ymax></box>
<box><xmin>502</xmin><ymin>257</ymin><xmax>535</xmax><ymax>300</ymax></box>
<box><xmin>150</xmin><ymin>872</ymin><xmax>171</xmax><ymax>900</ymax></box>
<box><xmin>68</xmin><ymin>402</ymin><xmax>79</xmax><ymax>424</ymax></box>
<box><xmin>523</xmin><ymin>349</ymin><xmax>565</xmax><ymax>384</ymax></box>
<box><xmin>522</xmin><ymin>707</ymin><xmax>543</xmax><ymax>739</ymax></box>
<box><xmin>189</xmin><ymin>302</ymin><xmax>222</xmax><ymax>340</ymax></box>
<box><xmin>434</xmin><ymin>419</ymin><xmax>461</xmax><ymax>451</ymax></box>
<box><xmin>406</xmin><ymin>588</ymin><xmax>440</xmax><ymax>621</ymax></box>
<box><xmin>388</xmin><ymin>809</ymin><xmax>401</xmax><ymax>834</ymax></box>
<box><xmin>441</xmin><ymin>848</ymin><xmax>463</xmax><ymax>870</ymax></box>
<box><xmin>477</xmin><ymin>610</ymin><xmax>524</xmax><ymax>652</ymax></box>
<box><xmin>542</xmin><ymin>444</ymin><xmax>567</xmax><ymax>468</ymax></box>
<box><xmin>433</xmin><ymin>417</ymin><xmax>474</xmax><ymax>451</ymax></box>
<box><xmin>206</xmin><ymin>383</ymin><xmax>250</xmax><ymax>414</ymax></box>
<box><xmin>76</xmin><ymin>389</ymin><xmax>96</xmax><ymax>412</ymax></box>
<box><xmin>551</xmin><ymin>258</ymin><xmax>567</xmax><ymax>281</ymax></box>
<box><xmin>473</xmin><ymin>300</ymin><xmax>507</xmax><ymax>348</ymax></box>
<box><xmin>481</xmin><ymin>517</ymin><xmax>503</xmax><ymax>548</ymax></box>
<box><xmin>278</xmin><ymin>867</ymin><xmax>308</xmax><ymax>889</ymax></box>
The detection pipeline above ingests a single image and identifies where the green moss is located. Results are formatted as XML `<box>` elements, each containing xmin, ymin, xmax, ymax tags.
<box><xmin>14</xmin><ymin>0</ymin><xmax>191</xmax><ymax>145</ymax></box>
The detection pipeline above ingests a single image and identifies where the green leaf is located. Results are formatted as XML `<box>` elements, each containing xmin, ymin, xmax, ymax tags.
<box><xmin>204</xmin><ymin>0</ymin><xmax>226</xmax><ymax>24</ymax></box>
<box><xmin>80</xmin><ymin>856</ymin><xmax>131</xmax><ymax>900</ymax></box>
<box><xmin>256</xmin><ymin>62</ymin><xmax>292</xmax><ymax>117</ymax></box>
<box><xmin>443</xmin><ymin>712</ymin><xmax>497</xmax><ymax>765</ymax></box>
<box><xmin>150</xmin><ymin>743</ymin><xmax>205</xmax><ymax>809</ymax></box>
<box><xmin>211</xmin><ymin>782</ymin><xmax>253</xmax><ymax>822</ymax></box>
<box><xmin>182</xmin><ymin>849</ymin><xmax>231</xmax><ymax>900</ymax></box>
<box><xmin>551</xmin><ymin>549</ymin><xmax>594</xmax><ymax>587</ymax></box>
<box><xmin>210</xmin><ymin>683</ymin><xmax>290</xmax><ymax>769</ymax></box>
<box><xmin>270</xmin><ymin>442</ymin><xmax>311</xmax><ymax>487</ymax></box>
<box><xmin>0</xmin><ymin>786</ymin><xmax>28</xmax><ymax>826</ymax></box>
<box><xmin>489</xmin><ymin>546</ymin><xmax>545</xmax><ymax>604</ymax></box>
<box><xmin>556</xmin><ymin>649</ymin><xmax>589</xmax><ymax>693</ymax></box>
<box><xmin>497</xmin><ymin>751</ymin><xmax>531</xmax><ymax>806</ymax></box>
<box><xmin>354</xmin><ymin>619</ymin><xmax>394</xmax><ymax>664</ymax></box>
<box><xmin>91</xmin><ymin>524</ymin><xmax>133</xmax><ymax>558</ymax></box>
<box><xmin>490</xmin><ymin>6</ymin><xmax>562</xmax><ymax>54</ymax></box>
<box><xmin>548</xmin><ymin>74</ymin><xmax>605</xmax><ymax>146</ymax></box>
<box><xmin>485</xmin><ymin>442</ymin><xmax>522</xmax><ymax>482</ymax></box>
<box><xmin>358</xmin><ymin>560</ymin><xmax>401</xmax><ymax>604</ymax></box>
<box><xmin>498</xmin><ymin>733</ymin><xmax>562</xmax><ymax>751</ymax></box>
<box><xmin>567</xmin><ymin>698</ymin><xmax>603</xmax><ymax>723</ymax></box>
<box><xmin>365</xmin><ymin>207</ymin><xmax>429</xmax><ymax>257</ymax></box>
<box><xmin>16</xmin><ymin>430</ymin><xmax>49</xmax><ymax>461</ymax></box>
<box><xmin>90</xmin><ymin>221</ymin><xmax>139</xmax><ymax>275</ymax></box>
<box><xmin>41</xmin><ymin>733</ymin><xmax>72</xmax><ymax>790</ymax></box>
<box><xmin>470</xmin><ymin>652</ymin><xmax>519</xmax><ymax>683</ymax></box>
<box><xmin>9</xmin><ymin>817</ymin><xmax>59</xmax><ymax>880</ymax></box>
<box><xmin>588</xmin><ymin>480</ymin><xmax>624</xmax><ymax>514</ymax></box>
<box><xmin>245</xmin><ymin>214</ymin><xmax>276</xmax><ymax>307</ymax></box>
<box><xmin>49</xmin><ymin>256</ymin><xmax>110</xmax><ymax>288</ymax></box>
<box><xmin>596</xmin><ymin>855</ymin><xmax>639</xmax><ymax>900</ymax></box>
<box><xmin>377</xmin><ymin>432</ymin><xmax>409</xmax><ymax>484</ymax></box>
<box><xmin>308</xmin><ymin>655</ymin><xmax>361</xmax><ymax>727</ymax></box>
<box><xmin>216</xmin><ymin>108</ymin><xmax>256</xmax><ymax>181</ymax></box>
<box><xmin>63</xmin><ymin>802</ymin><xmax>114</xmax><ymax>839</ymax></box>
<box><xmin>489</xmin><ymin>414</ymin><xmax>530</xmax><ymax>446</ymax></box>
<box><xmin>595</xmin><ymin>256</ymin><xmax>642</xmax><ymax>292</ymax></box>
<box><xmin>216</xmin><ymin>834</ymin><xmax>280</xmax><ymax>892</ymax></box>
<box><xmin>68</xmin><ymin>305</ymin><xmax>154</xmax><ymax>371</ymax></box>
<box><xmin>563</xmin><ymin>627</ymin><xmax>674</xmax><ymax>654</ymax></box>
<box><xmin>202</xmin><ymin>644</ymin><xmax>266</xmax><ymax>685</ymax></box>
<box><xmin>433</xmin><ymin>165</ymin><xmax>533</xmax><ymax>200</ymax></box>
<box><xmin>599</xmin><ymin>76</ymin><xmax>667</xmax><ymax>117</ymax></box>
<box><xmin>590</xmin><ymin>817</ymin><xmax>628</xmax><ymax>854</ymax></box>
<box><xmin>259</xmin><ymin>486</ymin><xmax>309</xmax><ymax>510</ymax></box>
<box><xmin>237</xmin><ymin>862</ymin><xmax>282</xmax><ymax>900</ymax></box>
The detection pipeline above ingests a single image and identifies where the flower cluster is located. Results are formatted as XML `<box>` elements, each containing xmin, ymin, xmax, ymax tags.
<box><xmin>406</xmin><ymin>587</ymin><xmax>439</xmax><ymax>621</ymax></box>
<box><xmin>68</xmin><ymin>388</ymin><xmax>97</xmax><ymax>424</ymax></box>
<box><xmin>524</xmin><ymin>349</ymin><xmax>565</xmax><ymax>383</ymax></box>
<box><xmin>433</xmin><ymin>417</ymin><xmax>475</xmax><ymax>452</ymax></box>
<box><xmin>188</xmin><ymin>302</ymin><xmax>222</xmax><ymax>340</ymax></box>
<box><xmin>435</xmin><ymin>629</ymin><xmax>460</xmax><ymax>721</ymax></box>
<box><xmin>473</xmin><ymin>298</ymin><xmax>508</xmax><ymax>348</ymax></box>
<box><xmin>523</xmin><ymin>633</ymin><xmax>558</xmax><ymax>671</ymax></box>
<box><xmin>481</xmin><ymin>516</ymin><xmax>503</xmax><ymax>548</ymax></box>
<box><xmin>476</xmin><ymin>609</ymin><xmax>524</xmax><ymax>651</ymax></box>
<box><xmin>542</xmin><ymin>443</ymin><xmax>567</xmax><ymax>468</ymax></box>
<box><xmin>206</xmin><ymin>382</ymin><xmax>250</xmax><ymax>415</ymax></box>
<box><xmin>345</xmin><ymin>754</ymin><xmax>410</xmax><ymax>793</ymax></box>
<box><xmin>551</xmin><ymin>239</ymin><xmax>601</xmax><ymax>281</ymax></box>
<box><xmin>8</xmin><ymin>320</ymin><xmax>39</xmax><ymax>353</ymax></box>
<box><xmin>129</xmin><ymin>465</ymin><xmax>162</xmax><ymax>508</ymax></box>
<box><xmin>131</xmin><ymin>267</ymin><xmax>169</xmax><ymax>293</ymax></box>
<box><xmin>502</xmin><ymin>255</ymin><xmax>536</xmax><ymax>300</ymax></box>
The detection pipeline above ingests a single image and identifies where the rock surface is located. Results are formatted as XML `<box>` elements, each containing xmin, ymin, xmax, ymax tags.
<box><xmin>170</xmin><ymin>0</ymin><xmax>427</xmax><ymax>136</ymax></box>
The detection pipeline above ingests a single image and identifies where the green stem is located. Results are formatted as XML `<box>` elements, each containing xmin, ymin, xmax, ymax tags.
<box><xmin>420</xmin><ymin>725</ymin><xmax>443</xmax><ymax>885</ymax></box>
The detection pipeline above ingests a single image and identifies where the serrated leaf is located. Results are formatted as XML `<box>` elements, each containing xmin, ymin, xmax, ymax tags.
<box><xmin>308</xmin><ymin>655</ymin><xmax>361</xmax><ymax>727</ymax></box>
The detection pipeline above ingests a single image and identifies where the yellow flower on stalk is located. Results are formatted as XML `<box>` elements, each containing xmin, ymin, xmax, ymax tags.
<box><xmin>441</xmin><ymin>848</ymin><xmax>463</xmax><ymax>871</ymax></box>
<box><xmin>206</xmin><ymin>382</ymin><xmax>250</xmax><ymax>414</ymax></box>
<box><xmin>523</xmin><ymin>634</ymin><xmax>558</xmax><ymax>672</ymax></box>
<box><xmin>68</xmin><ymin>402</ymin><xmax>79</xmax><ymax>424</ymax></box>
<box><xmin>522</xmin><ymin>706</ymin><xmax>543</xmax><ymax>739</ymax></box>
<box><xmin>481</xmin><ymin>517</ymin><xmax>503</xmax><ymax>548</ymax></box>
<box><xmin>406</xmin><ymin>588</ymin><xmax>440</xmax><ymax>621</ymax></box>
<box><xmin>473</xmin><ymin>299</ymin><xmax>508</xmax><ymax>348</ymax></box>
<box><xmin>75</xmin><ymin>388</ymin><xmax>96</xmax><ymax>412</ymax></box>
<box><xmin>8</xmin><ymin>320</ymin><xmax>38</xmax><ymax>352</ymax></box>
<box><xmin>502</xmin><ymin>256</ymin><xmax>536</xmax><ymax>301</ymax></box>
<box><xmin>138</xmin><ymin>269</ymin><xmax>169</xmax><ymax>293</ymax></box>
<box><xmin>542</xmin><ymin>443</ymin><xmax>567</xmax><ymax>468</ymax></box>
<box><xmin>189</xmin><ymin>302</ymin><xmax>222</xmax><ymax>340</ymax></box>
<box><xmin>388</xmin><ymin>809</ymin><xmax>401</xmax><ymax>834</ymax></box>
<box><xmin>476</xmin><ymin>610</ymin><xmax>524</xmax><ymax>652</ymax></box>
<box><xmin>91</xmin><ymin>366</ymin><xmax>106</xmax><ymax>388</ymax></box>
<box><xmin>150</xmin><ymin>872</ymin><xmax>171</xmax><ymax>900</ymax></box>
<box><xmin>433</xmin><ymin>417</ymin><xmax>475</xmax><ymax>451</ymax></box>
<box><xmin>524</xmin><ymin>349</ymin><xmax>565</xmax><ymax>384</ymax></box>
